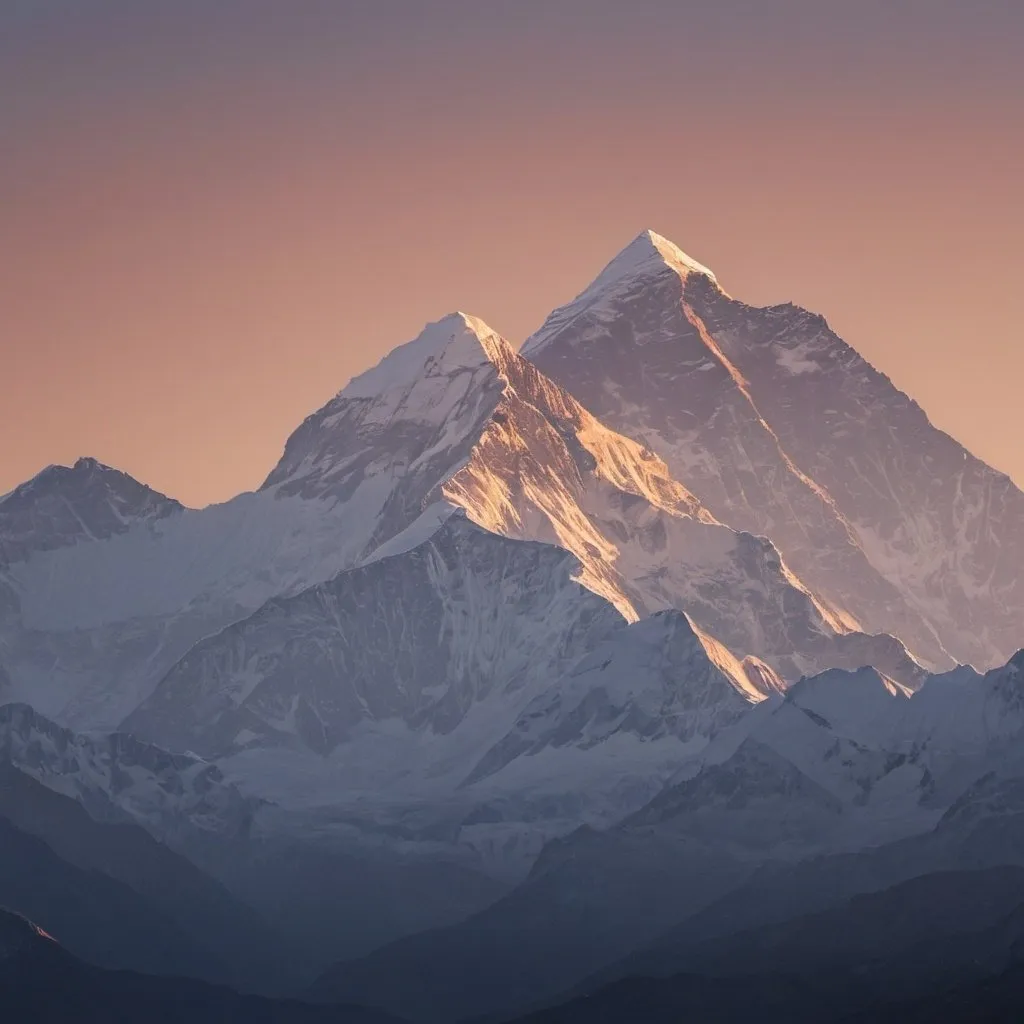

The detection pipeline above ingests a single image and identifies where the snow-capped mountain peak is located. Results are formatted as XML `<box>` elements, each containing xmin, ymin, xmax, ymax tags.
<box><xmin>0</xmin><ymin>456</ymin><xmax>178</xmax><ymax>516</ymax></box>
<box><xmin>261</xmin><ymin>312</ymin><xmax>514</xmax><ymax>502</ymax></box>
<box><xmin>522</xmin><ymin>230</ymin><xmax>717</xmax><ymax>359</ymax></box>
<box><xmin>0</xmin><ymin>456</ymin><xmax>182</xmax><ymax>564</ymax></box>
<box><xmin>339</xmin><ymin>311</ymin><xmax>514</xmax><ymax>402</ymax></box>
<box><xmin>595</xmin><ymin>229</ymin><xmax>717</xmax><ymax>289</ymax></box>
<box><xmin>522</xmin><ymin>229</ymin><xmax>1024</xmax><ymax>674</ymax></box>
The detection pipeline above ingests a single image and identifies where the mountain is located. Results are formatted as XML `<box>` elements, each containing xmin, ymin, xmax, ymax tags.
<box><xmin>507</xmin><ymin>972</ymin><xmax>828</xmax><ymax>1024</ymax></box>
<box><xmin>0</xmin><ymin>701</ymin><xmax>508</xmax><ymax>973</ymax></box>
<box><xmin>0</xmin><ymin>456</ymin><xmax>182</xmax><ymax>564</ymax></box>
<box><xmin>4</xmin><ymin>230</ymin><xmax>1024</xmax><ymax>1020</ymax></box>
<box><xmin>112</xmin><ymin>312</ymin><xmax>929</xmax><ymax>819</ymax></box>
<box><xmin>504</xmin><ymin>957</ymin><xmax>1002</xmax><ymax>1024</ymax></box>
<box><xmin>0</xmin><ymin>465</ymin><xmax>367</xmax><ymax>729</ymax></box>
<box><xmin>636</xmin><ymin>865</ymin><xmax>1024</xmax><ymax>989</ymax></box>
<box><xmin>0</xmin><ymin>812</ymin><xmax>224</xmax><ymax>982</ymax></box>
<box><xmin>124</xmin><ymin>515</ymin><xmax>623</xmax><ymax>761</ymax></box>
<box><xmin>509</xmin><ymin>867</ymin><xmax>1024</xmax><ymax>1024</ymax></box>
<box><xmin>523</xmin><ymin>230</ymin><xmax>1024</xmax><ymax>671</ymax></box>
<box><xmin>624</xmin><ymin>666</ymin><xmax>934</xmax><ymax>853</ymax></box>
<box><xmin>0</xmin><ymin>716</ymin><xmax>299</xmax><ymax>992</ymax></box>
<box><xmin>310</xmin><ymin>651</ymin><xmax>1024</xmax><ymax>1022</ymax></box>
<box><xmin>590</xmin><ymin>654</ymin><xmax>1024</xmax><ymax>973</ymax></box>
<box><xmin>862</xmin><ymin>962</ymin><xmax>1024</xmax><ymax>1024</ymax></box>
<box><xmin>258</xmin><ymin>311</ymin><xmax>922</xmax><ymax>686</ymax></box>
<box><xmin>0</xmin><ymin>310</ymin><xmax>924</xmax><ymax>734</ymax></box>
<box><xmin>0</xmin><ymin>458</ymin><xmax>191</xmax><ymax>726</ymax></box>
<box><xmin>463</xmin><ymin>609</ymin><xmax>768</xmax><ymax>786</ymax></box>
<box><xmin>0</xmin><ymin>908</ymin><xmax>401</xmax><ymax>1024</ymax></box>
<box><xmin>0</xmin><ymin>702</ymin><xmax>257</xmax><ymax>843</ymax></box>
<box><xmin>123</xmin><ymin>518</ymin><xmax>776</xmax><ymax>877</ymax></box>
<box><xmin>0</xmin><ymin>308</ymin><xmax>931</xmax><ymax>887</ymax></box>
<box><xmin>308</xmin><ymin>826</ymin><xmax>754</xmax><ymax>1023</ymax></box>
<box><xmin>320</xmin><ymin>770</ymin><xmax>1024</xmax><ymax>1024</ymax></box>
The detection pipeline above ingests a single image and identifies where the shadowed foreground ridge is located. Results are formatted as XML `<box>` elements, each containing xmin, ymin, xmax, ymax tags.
<box><xmin>0</xmin><ymin>907</ymin><xmax>402</xmax><ymax>1024</ymax></box>
<box><xmin>510</xmin><ymin>966</ymin><xmax>1024</xmax><ymax>1024</ymax></box>
<box><xmin>509</xmin><ymin>867</ymin><xmax>1024</xmax><ymax>1022</ymax></box>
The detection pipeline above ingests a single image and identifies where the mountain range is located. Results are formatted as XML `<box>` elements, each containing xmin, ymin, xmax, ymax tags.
<box><xmin>2</xmin><ymin>229</ymin><xmax>1023</xmax><ymax>1020</ymax></box>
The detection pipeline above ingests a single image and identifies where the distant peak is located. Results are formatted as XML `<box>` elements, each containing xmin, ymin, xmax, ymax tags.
<box><xmin>339</xmin><ymin>311</ymin><xmax>512</xmax><ymax>401</ymax></box>
<box><xmin>2</xmin><ymin>458</ymin><xmax>103</xmax><ymax>500</ymax></box>
<box><xmin>521</xmin><ymin>230</ymin><xmax>717</xmax><ymax>357</ymax></box>
<box><xmin>437</xmin><ymin>310</ymin><xmax>488</xmax><ymax>332</ymax></box>
<box><xmin>19</xmin><ymin>457</ymin><xmax>117</xmax><ymax>486</ymax></box>
<box><xmin>30</xmin><ymin>457</ymin><xmax>156</xmax><ymax>491</ymax></box>
<box><xmin>0</xmin><ymin>457</ymin><xmax>182</xmax><ymax>527</ymax></box>
<box><xmin>590</xmin><ymin>230</ymin><xmax>717</xmax><ymax>293</ymax></box>
<box><xmin>641</xmin><ymin>229</ymin><xmax>717</xmax><ymax>280</ymax></box>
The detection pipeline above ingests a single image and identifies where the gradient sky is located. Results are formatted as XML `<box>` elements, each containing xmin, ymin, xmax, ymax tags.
<box><xmin>3</xmin><ymin>1</ymin><xmax>1022</xmax><ymax>506</ymax></box>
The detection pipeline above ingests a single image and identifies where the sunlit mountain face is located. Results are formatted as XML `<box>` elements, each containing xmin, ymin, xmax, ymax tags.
<box><xmin>2</xmin><ymin>229</ymin><xmax>1022</xmax><ymax>1024</ymax></box>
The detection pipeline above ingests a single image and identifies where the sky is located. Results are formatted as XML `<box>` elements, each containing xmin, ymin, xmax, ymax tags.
<box><xmin>2</xmin><ymin>0</ymin><xmax>1022</xmax><ymax>506</ymax></box>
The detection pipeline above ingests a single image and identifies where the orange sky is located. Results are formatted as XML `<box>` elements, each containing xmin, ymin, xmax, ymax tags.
<box><xmin>2</xmin><ymin>2</ymin><xmax>1022</xmax><ymax>506</ymax></box>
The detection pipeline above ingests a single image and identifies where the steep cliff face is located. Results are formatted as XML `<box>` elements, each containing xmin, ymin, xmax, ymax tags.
<box><xmin>124</xmin><ymin>515</ymin><xmax>625</xmax><ymax>760</ymax></box>
<box><xmin>525</xmin><ymin>231</ymin><xmax>1024</xmax><ymax>672</ymax></box>
<box><xmin>679</xmin><ymin>272</ymin><xmax>1024</xmax><ymax>671</ymax></box>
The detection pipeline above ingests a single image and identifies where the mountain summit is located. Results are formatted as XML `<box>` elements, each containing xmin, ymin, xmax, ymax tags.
<box><xmin>576</xmin><ymin>229</ymin><xmax>717</xmax><ymax>294</ymax></box>
<box><xmin>522</xmin><ymin>231</ymin><xmax>716</xmax><ymax>364</ymax></box>
<box><xmin>0</xmin><ymin>457</ymin><xmax>181</xmax><ymax>565</ymax></box>
<box><xmin>524</xmin><ymin>229</ymin><xmax>1024</xmax><ymax>671</ymax></box>
<box><xmin>340</xmin><ymin>311</ymin><xmax>511</xmax><ymax>399</ymax></box>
